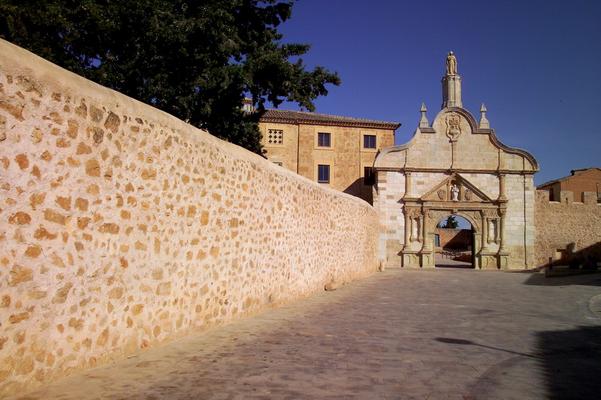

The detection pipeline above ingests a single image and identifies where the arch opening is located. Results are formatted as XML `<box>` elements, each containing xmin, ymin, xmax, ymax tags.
<box><xmin>434</xmin><ymin>214</ymin><xmax>474</xmax><ymax>269</ymax></box>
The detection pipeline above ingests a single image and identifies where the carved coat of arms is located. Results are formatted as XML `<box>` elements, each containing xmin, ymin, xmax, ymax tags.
<box><xmin>445</xmin><ymin>112</ymin><xmax>462</xmax><ymax>141</ymax></box>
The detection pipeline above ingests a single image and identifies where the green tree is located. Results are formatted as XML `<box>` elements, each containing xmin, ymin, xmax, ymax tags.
<box><xmin>438</xmin><ymin>215</ymin><xmax>458</xmax><ymax>229</ymax></box>
<box><xmin>0</xmin><ymin>0</ymin><xmax>339</xmax><ymax>154</ymax></box>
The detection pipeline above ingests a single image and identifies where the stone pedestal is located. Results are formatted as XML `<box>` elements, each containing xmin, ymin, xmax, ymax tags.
<box><xmin>441</xmin><ymin>74</ymin><xmax>462</xmax><ymax>108</ymax></box>
<box><xmin>402</xmin><ymin>252</ymin><xmax>421</xmax><ymax>268</ymax></box>
<box><xmin>479</xmin><ymin>253</ymin><xmax>499</xmax><ymax>270</ymax></box>
<box><xmin>420</xmin><ymin>251</ymin><xmax>435</xmax><ymax>268</ymax></box>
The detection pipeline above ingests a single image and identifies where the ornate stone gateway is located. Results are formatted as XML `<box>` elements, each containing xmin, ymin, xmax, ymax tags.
<box><xmin>373</xmin><ymin>53</ymin><xmax>538</xmax><ymax>270</ymax></box>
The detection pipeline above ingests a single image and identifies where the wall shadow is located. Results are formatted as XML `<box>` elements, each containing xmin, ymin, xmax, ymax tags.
<box><xmin>344</xmin><ymin>178</ymin><xmax>372</xmax><ymax>205</ymax></box>
<box><xmin>526</xmin><ymin>241</ymin><xmax>601</xmax><ymax>286</ymax></box>
<box><xmin>537</xmin><ymin>242</ymin><xmax>601</xmax><ymax>271</ymax></box>
<box><xmin>435</xmin><ymin>260</ymin><xmax>473</xmax><ymax>269</ymax></box>
<box><xmin>523</xmin><ymin>272</ymin><xmax>601</xmax><ymax>287</ymax></box>
<box><xmin>536</xmin><ymin>326</ymin><xmax>601</xmax><ymax>399</ymax></box>
<box><xmin>439</xmin><ymin>229</ymin><xmax>472</xmax><ymax>250</ymax></box>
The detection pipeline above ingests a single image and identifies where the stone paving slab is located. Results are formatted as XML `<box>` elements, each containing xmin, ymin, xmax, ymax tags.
<box><xmin>9</xmin><ymin>269</ymin><xmax>601</xmax><ymax>400</ymax></box>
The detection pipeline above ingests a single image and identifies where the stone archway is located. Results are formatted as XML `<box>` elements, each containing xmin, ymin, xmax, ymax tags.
<box><xmin>433</xmin><ymin>214</ymin><xmax>474</xmax><ymax>268</ymax></box>
<box><xmin>426</xmin><ymin>210</ymin><xmax>480</xmax><ymax>268</ymax></box>
<box><xmin>426</xmin><ymin>208</ymin><xmax>505</xmax><ymax>269</ymax></box>
<box><xmin>372</xmin><ymin>53</ymin><xmax>538</xmax><ymax>270</ymax></box>
<box><xmin>428</xmin><ymin>210</ymin><xmax>481</xmax><ymax>269</ymax></box>
<box><xmin>401</xmin><ymin>202</ymin><xmax>507</xmax><ymax>269</ymax></box>
<box><xmin>397</xmin><ymin>173</ymin><xmax>510</xmax><ymax>270</ymax></box>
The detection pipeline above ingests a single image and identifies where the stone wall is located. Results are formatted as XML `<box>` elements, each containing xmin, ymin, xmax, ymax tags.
<box><xmin>0</xmin><ymin>39</ymin><xmax>380</xmax><ymax>396</ymax></box>
<box><xmin>505</xmin><ymin>174</ymin><xmax>536</xmax><ymax>267</ymax></box>
<box><xmin>374</xmin><ymin>170</ymin><xmax>404</xmax><ymax>263</ymax></box>
<box><xmin>435</xmin><ymin>228</ymin><xmax>472</xmax><ymax>250</ymax></box>
<box><xmin>535</xmin><ymin>190</ymin><xmax>601</xmax><ymax>267</ymax></box>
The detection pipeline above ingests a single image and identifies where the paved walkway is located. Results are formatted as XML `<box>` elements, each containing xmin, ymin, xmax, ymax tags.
<box><xmin>11</xmin><ymin>269</ymin><xmax>601</xmax><ymax>400</ymax></box>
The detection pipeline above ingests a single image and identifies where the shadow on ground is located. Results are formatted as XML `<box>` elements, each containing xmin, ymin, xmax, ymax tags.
<box><xmin>435</xmin><ymin>326</ymin><xmax>601</xmax><ymax>400</ymax></box>
<box><xmin>536</xmin><ymin>326</ymin><xmax>601</xmax><ymax>399</ymax></box>
<box><xmin>435</xmin><ymin>262</ymin><xmax>473</xmax><ymax>269</ymax></box>
<box><xmin>523</xmin><ymin>272</ymin><xmax>601</xmax><ymax>287</ymax></box>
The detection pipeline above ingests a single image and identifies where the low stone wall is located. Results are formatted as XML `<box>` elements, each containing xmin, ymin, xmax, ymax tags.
<box><xmin>0</xmin><ymin>40</ymin><xmax>380</xmax><ymax>396</ymax></box>
<box><xmin>535</xmin><ymin>190</ymin><xmax>601</xmax><ymax>267</ymax></box>
<box><xmin>434</xmin><ymin>228</ymin><xmax>472</xmax><ymax>250</ymax></box>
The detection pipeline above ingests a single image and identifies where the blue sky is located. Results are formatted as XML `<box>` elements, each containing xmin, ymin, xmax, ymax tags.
<box><xmin>277</xmin><ymin>0</ymin><xmax>601</xmax><ymax>185</ymax></box>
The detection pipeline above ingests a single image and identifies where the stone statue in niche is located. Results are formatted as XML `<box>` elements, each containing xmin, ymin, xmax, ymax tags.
<box><xmin>445</xmin><ymin>112</ymin><xmax>462</xmax><ymax>141</ymax></box>
<box><xmin>451</xmin><ymin>184</ymin><xmax>459</xmax><ymax>201</ymax></box>
<box><xmin>488</xmin><ymin>219</ymin><xmax>497</xmax><ymax>244</ymax></box>
<box><xmin>410</xmin><ymin>216</ymin><xmax>421</xmax><ymax>242</ymax></box>
<box><xmin>446</xmin><ymin>51</ymin><xmax>457</xmax><ymax>75</ymax></box>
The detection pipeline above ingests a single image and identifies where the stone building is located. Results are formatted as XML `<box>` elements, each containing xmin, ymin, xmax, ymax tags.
<box><xmin>373</xmin><ymin>52</ymin><xmax>539</xmax><ymax>270</ymax></box>
<box><xmin>259</xmin><ymin>109</ymin><xmax>399</xmax><ymax>203</ymax></box>
<box><xmin>538</xmin><ymin>168</ymin><xmax>601</xmax><ymax>202</ymax></box>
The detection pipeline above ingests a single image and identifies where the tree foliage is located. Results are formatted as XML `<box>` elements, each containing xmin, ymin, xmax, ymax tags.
<box><xmin>0</xmin><ymin>0</ymin><xmax>339</xmax><ymax>154</ymax></box>
<box><xmin>439</xmin><ymin>215</ymin><xmax>459</xmax><ymax>229</ymax></box>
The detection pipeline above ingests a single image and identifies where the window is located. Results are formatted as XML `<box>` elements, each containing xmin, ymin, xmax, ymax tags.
<box><xmin>364</xmin><ymin>167</ymin><xmax>375</xmax><ymax>185</ymax></box>
<box><xmin>267</xmin><ymin>129</ymin><xmax>283</xmax><ymax>145</ymax></box>
<box><xmin>363</xmin><ymin>134</ymin><xmax>376</xmax><ymax>149</ymax></box>
<box><xmin>317</xmin><ymin>132</ymin><xmax>331</xmax><ymax>147</ymax></box>
<box><xmin>318</xmin><ymin>164</ymin><xmax>330</xmax><ymax>183</ymax></box>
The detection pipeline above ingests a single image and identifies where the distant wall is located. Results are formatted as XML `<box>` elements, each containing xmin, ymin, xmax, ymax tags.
<box><xmin>535</xmin><ymin>190</ymin><xmax>601</xmax><ymax>267</ymax></box>
<box><xmin>0</xmin><ymin>39</ymin><xmax>380</xmax><ymax>396</ymax></box>
<box><xmin>434</xmin><ymin>228</ymin><xmax>472</xmax><ymax>250</ymax></box>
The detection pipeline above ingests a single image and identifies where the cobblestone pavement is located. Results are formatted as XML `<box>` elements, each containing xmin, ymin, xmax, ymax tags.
<box><xmin>12</xmin><ymin>269</ymin><xmax>601</xmax><ymax>400</ymax></box>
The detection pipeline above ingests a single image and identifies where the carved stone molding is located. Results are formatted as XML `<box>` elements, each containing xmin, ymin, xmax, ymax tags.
<box><xmin>482</xmin><ymin>209</ymin><xmax>499</xmax><ymax>218</ymax></box>
<box><xmin>445</xmin><ymin>112</ymin><xmax>462</xmax><ymax>142</ymax></box>
<box><xmin>404</xmin><ymin>207</ymin><xmax>421</xmax><ymax>218</ymax></box>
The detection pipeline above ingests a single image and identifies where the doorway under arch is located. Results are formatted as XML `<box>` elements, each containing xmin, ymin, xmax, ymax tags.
<box><xmin>434</xmin><ymin>214</ymin><xmax>474</xmax><ymax>268</ymax></box>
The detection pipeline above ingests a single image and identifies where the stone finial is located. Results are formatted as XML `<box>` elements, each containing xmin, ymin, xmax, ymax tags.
<box><xmin>419</xmin><ymin>103</ymin><xmax>430</xmax><ymax>128</ymax></box>
<box><xmin>479</xmin><ymin>103</ymin><xmax>490</xmax><ymax>129</ymax></box>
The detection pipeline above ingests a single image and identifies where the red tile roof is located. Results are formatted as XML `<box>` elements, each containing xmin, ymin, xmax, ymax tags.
<box><xmin>259</xmin><ymin>109</ymin><xmax>400</xmax><ymax>130</ymax></box>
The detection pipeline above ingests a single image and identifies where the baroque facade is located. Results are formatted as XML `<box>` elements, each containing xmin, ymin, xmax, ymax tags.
<box><xmin>259</xmin><ymin>109</ymin><xmax>399</xmax><ymax>203</ymax></box>
<box><xmin>373</xmin><ymin>53</ymin><xmax>539</xmax><ymax>270</ymax></box>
